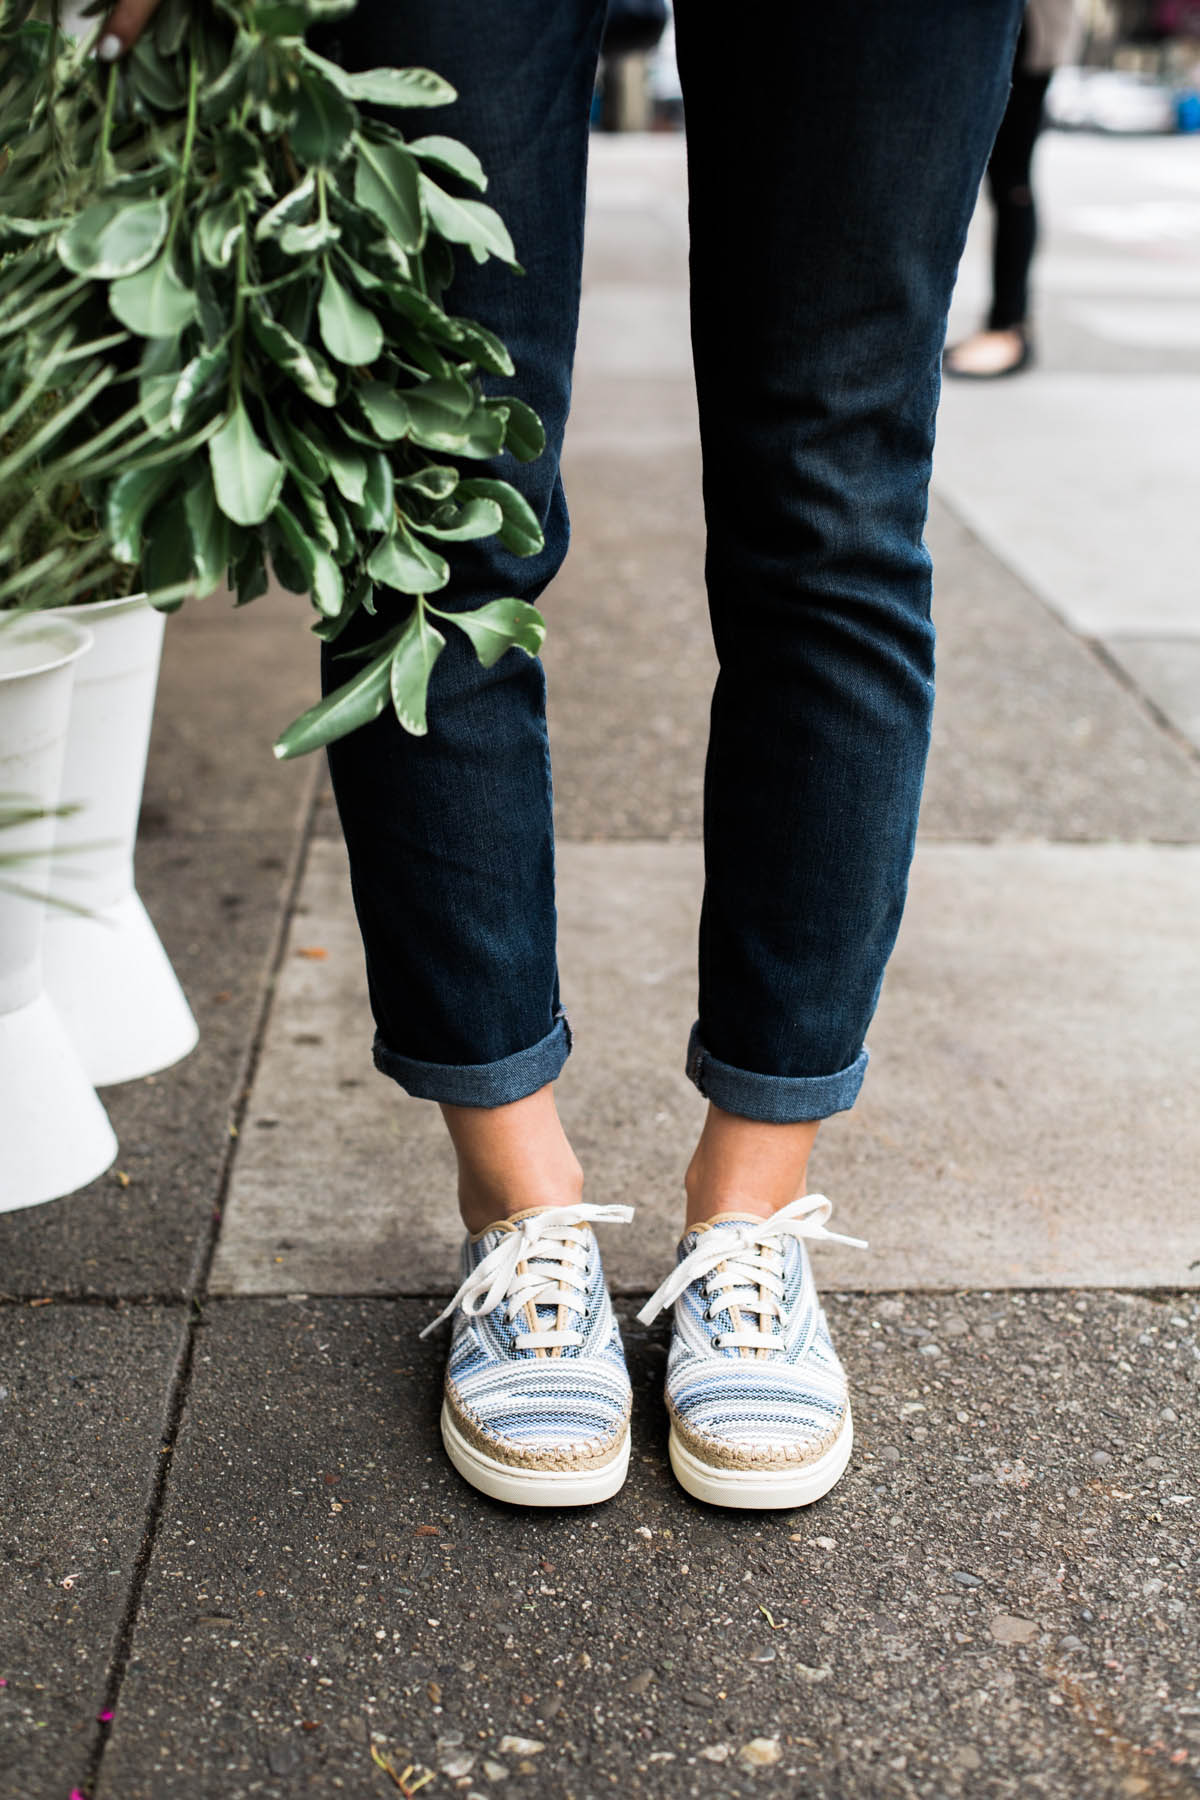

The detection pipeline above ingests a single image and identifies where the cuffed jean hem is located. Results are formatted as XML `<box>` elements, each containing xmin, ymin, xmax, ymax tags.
<box><xmin>372</xmin><ymin>1011</ymin><xmax>572</xmax><ymax>1108</ymax></box>
<box><xmin>685</xmin><ymin>1023</ymin><xmax>869</xmax><ymax>1124</ymax></box>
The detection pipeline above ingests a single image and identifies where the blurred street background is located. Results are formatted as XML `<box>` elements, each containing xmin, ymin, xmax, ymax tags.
<box><xmin>3</xmin><ymin>10</ymin><xmax>1200</xmax><ymax>1798</ymax></box>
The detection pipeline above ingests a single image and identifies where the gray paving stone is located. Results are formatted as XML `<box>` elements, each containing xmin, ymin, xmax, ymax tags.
<box><xmin>546</xmin><ymin>462</ymin><xmax>1200</xmax><ymax>843</ymax></box>
<box><xmin>1102</xmin><ymin>638</ymin><xmax>1200</xmax><ymax>755</ymax></box>
<box><xmin>0</xmin><ymin>1302</ymin><xmax>185</xmax><ymax>1800</ymax></box>
<box><xmin>142</xmin><ymin>578</ymin><xmax>318</xmax><ymax>841</ymax></box>
<box><xmin>97</xmin><ymin>1293</ymin><xmax>1200</xmax><ymax>1800</ymax></box>
<box><xmin>921</xmin><ymin>505</ymin><xmax>1200</xmax><ymax>843</ymax></box>
<box><xmin>932</xmin><ymin>374</ymin><xmax>1200</xmax><ymax>640</ymax></box>
<box><xmin>210</xmin><ymin>837</ymin><xmax>1200</xmax><ymax>1297</ymax></box>
<box><xmin>0</xmin><ymin>831</ymin><xmax>306</xmax><ymax>1299</ymax></box>
<box><xmin>0</xmin><ymin>578</ymin><xmax>320</xmax><ymax>1296</ymax></box>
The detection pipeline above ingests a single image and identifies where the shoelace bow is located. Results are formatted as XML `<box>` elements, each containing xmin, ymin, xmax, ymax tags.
<box><xmin>635</xmin><ymin>1194</ymin><xmax>866</xmax><ymax>1350</ymax></box>
<box><xmin>420</xmin><ymin>1203</ymin><xmax>635</xmax><ymax>1352</ymax></box>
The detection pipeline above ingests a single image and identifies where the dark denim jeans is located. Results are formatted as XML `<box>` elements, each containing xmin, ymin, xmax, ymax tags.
<box><xmin>323</xmin><ymin>0</ymin><xmax>1022</xmax><ymax>1122</ymax></box>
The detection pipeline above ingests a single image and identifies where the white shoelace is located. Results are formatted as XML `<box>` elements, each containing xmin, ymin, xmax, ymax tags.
<box><xmin>635</xmin><ymin>1194</ymin><xmax>866</xmax><ymax>1350</ymax></box>
<box><xmin>420</xmin><ymin>1203</ymin><xmax>635</xmax><ymax>1352</ymax></box>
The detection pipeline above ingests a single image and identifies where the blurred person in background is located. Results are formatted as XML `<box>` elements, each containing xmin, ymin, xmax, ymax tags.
<box><xmin>945</xmin><ymin>0</ymin><xmax>1079</xmax><ymax>379</ymax></box>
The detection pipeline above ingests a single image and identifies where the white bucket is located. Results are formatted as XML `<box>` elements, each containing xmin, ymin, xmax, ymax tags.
<box><xmin>42</xmin><ymin>592</ymin><xmax>199</xmax><ymax>1085</ymax></box>
<box><xmin>0</xmin><ymin>613</ymin><xmax>118</xmax><ymax>1210</ymax></box>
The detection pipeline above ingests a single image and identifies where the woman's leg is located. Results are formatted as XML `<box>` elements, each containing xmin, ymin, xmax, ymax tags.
<box><xmin>988</xmin><ymin>60</ymin><xmax>1054</xmax><ymax>329</ymax></box>
<box><xmin>946</xmin><ymin>30</ymin><xmax>1053</xmax><ymax>375</ymax></box>
<box><xmin>676</xmin><ymin>0</ymin><xmax>1023</xmax><ymax>1147</ymax></box>
<box><xmin>636</xmin><ymin>0</ymin><xmax>1023</xmax><ymax>1510</ymax></box>
<box><xmin>321</xmin><ymin>0</ymin><xmax>606</xmax><ymax>1224</ymax></box>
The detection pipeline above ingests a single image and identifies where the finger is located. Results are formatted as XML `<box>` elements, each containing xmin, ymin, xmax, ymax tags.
<box><xmin>97</xmin><ymin>0</ymin><xmax>166</xmax><ymax>59</ymax></box>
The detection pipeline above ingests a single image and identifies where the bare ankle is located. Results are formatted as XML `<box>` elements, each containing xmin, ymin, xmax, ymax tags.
<box><xmin>683</xmin><ymin>1103</ymin><xmax>820</xmax><ymax>1231</ymax></box>
<box><xmin>457</xmin><ymin>1166</ymin><xmax>584</xmax><ymax>1236</ymax></box>
<box><xmin>440</xmin><ymin>1083</ymin><xmax>584</xmax><ymax>1235</ymax></box>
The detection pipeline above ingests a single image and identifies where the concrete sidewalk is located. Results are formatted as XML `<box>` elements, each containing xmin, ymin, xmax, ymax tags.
<box><xmin>2</xmin><ymin>134</ymin><xmax>1199</xmax><ymax>1800</ymax></box>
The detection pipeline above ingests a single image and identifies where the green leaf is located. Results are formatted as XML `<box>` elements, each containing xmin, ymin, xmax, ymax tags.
<box><xmin>367</xmin><ymin>529</ymin><xmax>448</xmax><ymax>595</ymax></box>
<box><xmin>182</xmin><ymin>466</ymin><xmax>232</xmax><ymax>596</ymax></box>
<box><xmin>272</xmin><ymin>502</ymin><xmax>344</xmax><ymax>616</ymax></box>
<box><xmin>354</xmin><ymin>137</ymin><xmax>424</xmax><ymax>254</ymax></box>
<box><xmin>408</xmin><ymin>135</ymin><xmax>487</xmax><ymax>192</ymax></box>
<box><xmin>315</xmin><ymin>435</ymin><xmax>367</xmax><ymax>504</ymax></box>
<box><xmin>278</xmin><ymin>218</ymin><xmax>342</xmax><ymax>256</ymax></box>
<box><xmin>255</xmin><ymin>176</ymin><xmax>316</xmax><ymax>241</ymax></box>
<box><xmin>137</xmin><ymin>334</ymin><xmax>183</xmax><ymax>435</ymax></box>
<box><xmin>441</xmin><ymin>404</ymin><xmax>507</xmax><ymax>461</ymax></box>
<box><xmin>109</xmin><ymin>252</ymin><xmax>198</xmax><ymax>338</ymax></box>
<box><xmin>446</xmin><ymin>317</ymin><xmax>514</xmax><ymax>377</ymax></box>
<box><xmin>233</xmin><ymin>538</ymin><xmax>270</xmax><ymax>607</ymax></box>
<box><xmin>105</xmin><ymin>463</ymin><xmax>175</xmax><ymax>564</ymax></box>
<box><xmin>249</xmin><ymin>310</ymin><xmax>339</xmax><ymax>406</ymax></box>
<box><xmin>214</xmin><ymin>127</ymin><xmax>274</xmax><ymax>201</ymax></box>
<box><xmin>209</xmin><ymin>401</ymin><xmax>286</xmax><ymax>526</ymax></box>
<box><xmin>498</xmin><ymin>396</ymin><xmax>545</xmax><ymax>462</ymax></box>
<box><xmin>142</xmin><ymin>493</ymin><xmax>195</xmax><ymax>595</ymax></box>
<box><xmin>418</xmin><ymin>496</ymin><xmax>502</xmax><ymax>542</ymax></box>
<box><xmin>324</xmin><ymin>487</ymin><xmax>358</xmax><ymax>563</ymax></box>
<box><xmin>437</xmin><ymin>598</ymin><xmax>546</xmax><ymax>668</ymax></box>
<box><xmin>317</xmin><ymin>265</ymin><xmax>383</xmax><ymax>366</ymax></box>
<box><xmin>58</xmin><ymin>197</ymin><xmax>169</xmax><ymax>279</ymax></box>
<box><xmin>351</xmin><ymin>449</ymin><xmax>394</xmax><ymax>532</ymax></box>
<box><xmin>418</xmin><ymin>175</ymin><xmax>517</xmax><ymax>267</ymax></box>
<box><xmin>197</xmin><ymin>197</ymin><xmax>246</xmax><ymax>268</ymax></box>
<box><xmin>273</xmin><ymin>623</ymin><xmax>403</xmax><ymax>759</ymax></box>
<box><xmin>198</xmin><ymin>37</ymin><xmax>254</xmax><ymax>124</ymax></box>
<box><xmin>129</xmin><ymin>35</ymin><xmax>186</xmax><ymax>108</ymax></box>
<box><xmin>282</xmin><ymin>420</ymin><xmax>330</xmax><ymax>485</ymax></box>
<box><xmin>397</xmin><ymin>465</ymin><xmax>458</xmax><ymax>501</ymax></box>
<box><xmin>407</xmin><ymin>375</ymin><xmax>475</xmax><ymax>421</ymax></box>
<box><xmin>356</xmin><ymin>381</ymin><xmax>411</xmax><ymax>442</ymax></box>
<box><xmin>169</xmin><ymin>348</ymin><xmax>230</xmax><ymax>432</ymax></box>
<box><xmin>388</xmin><ymin>603</ymin><xmax>445</xmax><ymax>735</ymax></box>
<box><xmin>290</xmin><ymin>71</ymin><xmax>357</xmax><ymax>166</ymax></box>
<box><xmin>457</xmin><ymin>477</ymin><xmax>544</xmax><ymax>557</ymax></box>
<box><xmin>292</xmin><ymin>470</ymin><xmax>340</xmax><ymax>555</ymax></box>
<box><xmin>338</xmin><ymin>66</ymin><xmax>456</xmax><ymax>108</ymax></box>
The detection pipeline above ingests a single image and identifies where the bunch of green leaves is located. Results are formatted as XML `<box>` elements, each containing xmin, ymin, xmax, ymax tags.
<box><xmin>0</xmin><ymin>0</ymin><xmax>548</xmax><ymax>755</ymax></box>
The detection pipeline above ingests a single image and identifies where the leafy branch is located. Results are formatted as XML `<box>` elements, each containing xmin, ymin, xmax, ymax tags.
<box><xmin>0</xmin><ymin>0</ymin><xmax>549</xmax><ymax>753</ymax></box>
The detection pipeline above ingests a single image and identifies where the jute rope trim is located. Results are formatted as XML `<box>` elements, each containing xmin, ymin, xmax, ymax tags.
<box><xmin>446</xmin><ymin>1379</ymin><xmax>631</xmax><ymax>1472</ymax></box>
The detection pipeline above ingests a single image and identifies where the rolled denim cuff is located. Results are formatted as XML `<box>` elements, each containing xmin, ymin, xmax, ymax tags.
<box><xmin>685</xmin><ymin>1022</ymin><xmax>868</xmax><ymax>1123</ymax></box>
<box><xmin>374</xmin><ymin>1010</ymin><xmax>572</xmax><ymax>1107</ymax></box>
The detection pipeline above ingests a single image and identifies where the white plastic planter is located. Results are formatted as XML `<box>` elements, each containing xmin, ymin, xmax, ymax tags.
<box><xmin>42</xmin><ymin>592</ymin><xmax>198</xmax><ymax>1086</ymax></box>
<box><xmin>0</xmin><ymin>613</ymin><xmax>118</xmax><ymax>1211</ymax></box>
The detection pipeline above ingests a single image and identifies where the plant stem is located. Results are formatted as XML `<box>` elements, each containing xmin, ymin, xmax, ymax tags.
<box><xmin>96</xmin><ymin>58</ymin><xmax>118</xmax><ymax>182</ymax></box>
<box><xmin>167</xmin><ymin>50</ymin><xmax>200</xmax><ymax>246</ymax></box>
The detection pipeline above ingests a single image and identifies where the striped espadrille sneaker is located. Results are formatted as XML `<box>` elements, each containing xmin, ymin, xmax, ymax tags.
<box><xmin>421</xmin><ymin>1203</ymin><xmax>634</xmax><ymax>1507</ymax></box>
<box><xmin>637</xmin><ymin>1196</ymin><xmax>866</xmax><ymax>1510</ymax></box>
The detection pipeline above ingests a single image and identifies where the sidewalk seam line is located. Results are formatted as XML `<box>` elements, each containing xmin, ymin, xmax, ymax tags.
<box><xmin>82</xmin><ymin>756</ymin><xmax>323</xmax><ymax>1800</ymax></box>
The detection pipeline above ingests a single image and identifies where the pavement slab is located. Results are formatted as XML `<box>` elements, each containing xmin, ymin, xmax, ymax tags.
<box><xmin>142</xmin><ymin>578</ymin><xmax>319</xmax><ymax>842</ymax></box>
<box><xmin>932</xmin><ymin>374</ymin><xmax>1200</xmax><ymax>640</ymax></box>
<box><xmin>0</xmin><ymin>830</ymin><xmax>306</xmax><ymax>1299</ymax></box>
<box><xmin>0</xmin><ymin>576</ymin><xmax>320</xmax><ymax>1297</ymax></box>
<box><xmin>0</xmin><ymin>1302</ymin><xmax>185</xmax><ymax>1800</ymax></box>
<box><xmin>210</xmin><ymin>836</ymin><xmax>1200</xmax><ymax>1298</ymax></box>
<box><xmin>547</xmin><ymin>465</ymin><xmax>1200</xmax><ymax>844</ymax></box>
<box><xmin>98</xmin><ymin>1293</ymin><xmax>1200</xmax><ymax>1800</ymax></box>
<box><xmin>1100</xmin><ymin>638</ymin><xmax>1200</xmax><ymax>756</ymax></box>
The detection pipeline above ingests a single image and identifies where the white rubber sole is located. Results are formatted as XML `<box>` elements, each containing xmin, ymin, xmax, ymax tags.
<box><xmin>440</xmin><ymin>1403</ymin><xmax>630</xmax><ymax>1508</ymax></box>
<box><xmin>668</xmin><ymin>1407</ymin><xmax>854</xmax><ymax>1510</ymax></box>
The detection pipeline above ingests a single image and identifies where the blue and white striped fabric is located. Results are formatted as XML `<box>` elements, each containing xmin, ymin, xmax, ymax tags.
<box><xmin>435</xmin><ymin>1206</ymin><xmax>632</xmax><ymax>1469</ymax></box>
<box><xmin>639</xmin><ymin>1198</ymin><xmax>862</xmax><ymax>1470</ymax></box>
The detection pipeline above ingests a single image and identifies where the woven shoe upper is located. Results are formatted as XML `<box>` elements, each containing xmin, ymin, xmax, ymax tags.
<box><xmin>637</xmin><ymin>1197</ymin><xmax>864</xmax><ymax>1472</ymax></box>
<box><xmin>429</xmin><ymin>1205</ymin><xmax>633</xmax><ymax>1470</ymax></box>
